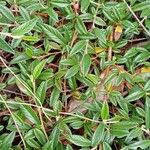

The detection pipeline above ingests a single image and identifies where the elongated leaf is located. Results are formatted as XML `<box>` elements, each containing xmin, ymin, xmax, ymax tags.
<box><xmin>0</xmin><ymin>37</ymin><xmax>14</xmax><ymax>54</ymax></box>
<box><xmin>101</xmin><ymin>101</ymin><xmax>109</xmax><ymax>120</ymax></box>
<box><xmin>49</xmin><ymin>87</ymin><xmax>60</xmax><ymax>106</ymax></box>
<box><xmin>64</xmin><ymin>65</ymin><xmax>79</xmax><ymax>79</ymax></box>
<box><xmin>125</xmin><ymin>91</ymin><xmax>145</xmax><ymax>102</ymax></box>
<box><xmin>133</xmin><ymin>1</ymin><xmax>150</xmax><ymax>11</ymax></box>
<box><xmin>51</xmin><ymin>1</ymin><xmax>70</xmax><ymax>7</ymax></box>
<box><xmin>36</xmin><ymin>81</ymin><xmax>47</xmax><ymax>104</ymax></box>
<box><xmin>145</xmin><ymin>96</ymin><xmax>150</xmax><ymax>129</ymax></box>
<box><xmin>128</xmin><ymin>140</ymin><xmax>150</xmax><ymax>149</ymax></box>
<box><xmin>144</xmin><ymin>80</ymin><xmax>150</xmax><ymax>91</ymax></box>
<box><xmin>34</xmin><ymin>128</ymin><xmax>46</xmax><ymax>145</ymax></box>
<box><xmin>12</xmin><ymin>18</ymin><xmax>38</xmax><ymax>35</ymax></box>
<box><xmin>39</xmin><ymin>23</ymin><xmax>66</xmax><ymax>45</ymax></box>
<box><xmin>75</xmin><ymin>18</ymin><xmax>87</xmax><ymax>34</ymax></box>
<box><xmin>20</xmin><ymin>105</ymin><xmax>40</xmax><ymax>125</ymax></box>
<box><xmin>125</xmin><ymin>128</ymin><xmax>142</xmax><ymax>142</ymax></box>
<box><xmin>26</xmin><ymin>139</ymin><xmax>41</xmax><ymax>149</ymax></box>
<box><xmin>16</xmin><ymin>78</ymin><xmax>32</xmax><ymax>96</ymax></box>
<box><xmin>68</xmin><ymin>135</ymin><xmax>91</xmax><ymax>147</ymax></box>
<box><xmin>95</xmin><ymin>17</ymin><xmax>106</xmax><ymax>26</ymax></box>
<box><xmin>70</xmin><ymin>41</ymin><xmax>86</xmax><ymax>56</ymax></box>
<box><xmin>33</xmin><ymin>60</ymin><xmax>46</xmax><ymax>79</ymax></box>
<box><xmin>103</xmin><ymin>142</ymin><xmax>112</xmax><ymax>150</ymax></box>
<box><xmin>81</xmin><ymin>0</ymin><xmax>90</xmax><ymax>12</ymax></box>
<box><xmin>92</xmin><ymin>123</ymin><xmax>105</xmax><ymax>146</ymax></box>
<box><xmin>0</xmin><ymin>5</ymin><xmax>15</xmax><ymax>21</ymax></box>
<box><xmin>19</xmin><ymin>6</ymin><xmax>30</xmax><ymax>21</ymax></box>
<box><xmin>134</xmin><ymin>52</ymin><xmax>150</xmax><ymax>63</ymax></box>
<box><xmin>10</xmin><ymin>54</ymin><xmax>30</xmax><ymax>64</ymax></box>
<box><xmin>81</xmin><ymin>54</ymin><xmax>91</xmax><ymax>76</ymax></box>
<box><xmin>1</xmin><ymin>132</ymin><xmax>16</xmax><ymax>150</ymax></box>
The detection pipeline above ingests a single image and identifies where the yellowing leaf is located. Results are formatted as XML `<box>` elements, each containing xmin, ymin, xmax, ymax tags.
<box><xmin>72</xmin><ymin>91</ymin><xmax>81</xmax><ymax>100</ymax></box>
<box><xmin>141</xmin><ymin>67</ymin><xmax>150</xmax><ymax>73</ymax></box>
<box><xmin>115</xmin><ymin>25</ymin><xmax>123</xmax><ymax>33</ymax></box>
<box><xmin>106</xmin><ymin>83</ymin><xmax>113</xmax><ymax>92</ymax></box>
<box><xmin>94</xmin><ymin>47</ymin><xmax>105</xmax><ymax>53</ymax></box>
<box><xmin>114</xmin><ymin>25</ymin><xmax>123</xmax><ymax>41</ymax></box>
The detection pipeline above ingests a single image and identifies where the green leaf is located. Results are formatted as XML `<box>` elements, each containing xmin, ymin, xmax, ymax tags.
<box><xmin>64</xmin><ymin>65</ymin><xmax>79</xmax><ymax>79</ymax></box>
<box><xmin>134</xmin><ymin>52</ymin><xmax>150</xmax><ymax>63</ymax></box>
<box><xmin>144</xmin><ymin>80</ymin><xmax>150</xmax><ymax>91</ymax></box>
<box><xmin>1</xmin><ymin>132</ymin><xmax>16</xmax><ymax>150</ymax></box>
<box><xmin>22</xmin><ymin>36</ymin><xmax>39</xmax><ymax>42</ymax></box>
<box><xmin>19</xmin><ymin>6</ymin><xmax>30</xmax><ymax>21</ymax></box>
<box><xmin>20</xmin><ymin>105</ymin><xmax>40</xmax><ymax>125</ymax></box>
<box><xmin>34</xmin><ymin>128</ymin><xmax>47</xmax><ymax>145</ymax></box>
<box><xmin>68</xmin><ymin>135</ymin><xmax>91</xmax><ymax>147</ymax></box>
<box><xmin>16</xmin><ymin>77</ymin><xmax>32</xmax><ymax>96</ymax></box>
<box><xmin>125</xmin><ymin>128</ymin><xmax>142</xmax><ymax>142</ymax></box>
<box><xmin>0</xmin><ymin>37</ymin><xmax>14</xmax><ymax>54</ymax></box>
<box><xmin>81</xmin><ymin>0</ymin><xmax>90</xmax><ymax>12</ymax></box>
<box><xmin>128</xmin><ymin>140</ymin><xmax>150</xmax><ymax>149</ymax></box>
<box><xmin>92</xmin><ymin>123</ymin><xmax>105</xmax><ymax>146</ymax></box>
<box><xmin>145</xmin><ymin>96</ymin><xmax>150</xmax><ymax>129</ymax></box>
<box><xmin>39</xmin><ymin>23</ymin><xmax>67</xmax><ymax>45</ymax></box>
<box><xmin>81</xmin><ymin>54</ymin><xmax>91</xmax><ymax>76</ymax></box>
<box><xmin>103</xmin><ymin>142</ymin><xmax>112</xmax><ymax>150</ymax></box>
<box><xmin>10</xmin><ymin>54</ymin><xmax>30</xmax><ymax>64</ymax></box>
<box><xmin>66</xmin><ymin>145</ymin><xmax>73</xmax><ymax>150</ymax></box>
<box><xmin>0</xmin><ymin>5</ymin><xmax>15</xmax><ymax>21</ymax></box>
<box><xmin>125</xmin><ymin>91</ymin><xmax>145</xmax><ymax>102</ymax></box>
<box><xmin>26</xmin><ymin>139</ymin><xmax>41</xmax><ymax>149</ymax></box>
<box><xmin>70</xmin><ymin>40</ymin><xmax>86</xmax><ymax>56</ymax></box>
<box><xmin>133</xmin><ymin>1</ymin><xmax>150</xmax><ymax>11</ymax></box>
<box><xmin>95</xmin><ymin>17</ymin><xmax>106</xmax><ymax>26</ymax></box>
<box><xmin>111</xmin><ymin>128</ymin><xmax>129</xmax><ymax>138</ymax></box>
<box><xmin>36</xmin><ymin>81</ymin><xmax>47</xmax><ymax>104</ymax></box>
<box><xmin>49</xmin><ymin>87</ymin><xmax>60</xmax><ymax>106</ymax></box>
<box><xmin>136</xmin><ymin>107</ymin><xmax>145</xmax><ymax>117</ymax></box>
<box><xmin>75</xmin><ymin>18</ymin><xmax>87</xmax><ymax>34</ymax></box>
<box><xmin>12</xmin><ymin>18</ymin><xmax>38</xmax><ymax>36</ymax></box>
<box><xmin>124</xmin><ymin>47</ymin><xmax>138</xmax><ymax>58</ymax></box>
<box><xmin>50</xmin><ymin>125</ymin><xmax>60</xmax><ymax>149</ymax></box>
<box><xmin>33</xmin><ymin>60</ymin><xmax>46</xmax><ymax>79</ymax></box>
<box><xmin>51</xmin><ymin>1</ymin><xmax>70</xmax><ymax>7</ymax></box>
<box><xmin>46</xmin><ymin>8</ymin><xmax>58</xmax><ymax>22</ymax></box>
<box><xmin>101</xmin><ymin>101</ymin><xmax>109</xmax><ymax>120</ymax></box>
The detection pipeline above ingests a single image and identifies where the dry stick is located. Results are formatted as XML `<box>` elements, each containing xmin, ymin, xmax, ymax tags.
<box><xmin>108</xmin><ymin>31</ymin><xmax>113</xmax><ymax>62</ymax></box>
<box><xmin>91</xmin><ymin>4</ymin><xmax>100</xmax><ymax>30</ymax></box>
<box><xmin>70</xmin><ymin>30</ymin><xmax>78</xmax><ymax>47</ymax></box>
<box><xmin>2</xmin><ymin>89</ymin><xmax>26</xmax><ymax>96</ymax></box>
<box><xmin>0</xmin><ymin>23</ymin><xmax>17</xmax><ymax>27</ymax></box>
<box><xmin>31</xmin><ymin>79</ymin><xmax>48</xmax><ymax>140</ymax></box>
<box><xmin>0</xmin><ymin>56</ymin><xmax>52</xmax><ymax>132</ymax></box>
<box><xmin>0</xmin><ymin>57</ymin><xmax>119</xmax><ymax>124</ymax></box>
<box><xmin>106</xmin><ymin>28</ymin><xmax>114</xmax><ymax>77</ymax></box>
<box><xmin>30</xmin><ymin>51</ymin><xmax>61</xmax><ymax>60</ymax></box>
<box><xmin>90</xmin><ymin>1</ymin><xmax>101</xmax><ymax>6</ymax></box>
<box><xmin>0</xmin><ymin>57</ymin><xmax>101</xmax><ymax>123</ymax></box>
<box><xmin>0</xmin><ymin>95</ymin><xmax>26</xmax><ymax>149</ymax></box>
<box><xmin>0</xmin><ymin>98</ymin><xmax>119</xmax><ymax>124</ymax></box>
<box><xmin>123</xmin><ymin>0</ymin><xmax>150</xmax><ymax>36</ymax></box>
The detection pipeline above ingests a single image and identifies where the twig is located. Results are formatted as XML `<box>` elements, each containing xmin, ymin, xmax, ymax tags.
<box><xmin>122</xmin><ymin>0</ymin><xmax>150</xmax><ymax>36</ymax></box>
<box><xmin>0</xmin><ymin>95</ymin><xmax>26</xmax><ymax>149</ymax></box>
<box><xmin>0</xmin><ymin>56</ymin><xmax>52</xmax><ymax>123</ymax></box>
<box><xmin>2</xmin><ymin>89</ymin><xmax>26</xmax><ymax>96</ymax></box>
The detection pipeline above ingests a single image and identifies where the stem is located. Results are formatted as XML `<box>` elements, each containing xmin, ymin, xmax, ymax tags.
<box><xmin>0</xmin><ymin>95</ymin><xmax>26</xmax><ymax>149</ymax></box>
<box><xmin>122</xmin><ymin>0</ymin><xmax>150</xmax><ymax>36</ymax></box>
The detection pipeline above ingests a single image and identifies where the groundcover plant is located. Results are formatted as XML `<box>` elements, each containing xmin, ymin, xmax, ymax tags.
<box><xmin>0</xmin><ymin>0</ymin><xmax>150</xmax><ymax>149</ymax></box>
